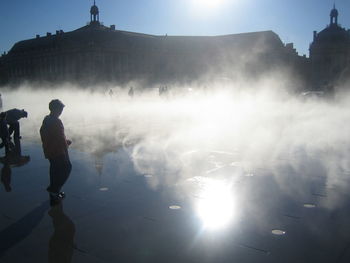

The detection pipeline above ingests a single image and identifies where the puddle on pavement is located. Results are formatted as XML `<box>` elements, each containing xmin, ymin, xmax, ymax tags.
<box><xmin>303</xmin><ymin>203</ymin><xmax>316</xmax><ymax>208</ymax></box>
<box><xmin>272</xmin><ymin>229</ymin><xmax>286</xmax><ymax>235</ymax></box>
<box><xmin>169</xmin><ymin>205</ymin><xmax>181</xmax><ymax>210</ymax></box>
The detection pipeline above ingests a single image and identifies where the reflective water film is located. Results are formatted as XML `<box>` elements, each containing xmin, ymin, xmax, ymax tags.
<box><xmin>1</xmin><ymin>85</ymin><xmax>350</xmax><ymax>262</ymax></box>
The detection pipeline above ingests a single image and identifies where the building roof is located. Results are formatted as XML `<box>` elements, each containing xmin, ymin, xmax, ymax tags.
<box><xmin>312</xmin><ymin>24</ymin><xmax>350</xmax><ymax>49</ymax></box>
<box><xmin>319</xmin><ymin>24</ymin><xmax>349</xmax><ymax>41</ymax></box>
<box><xmin>7</xmin><ymin>23</ymin><xmax>283</xmax><ymax>56</ymax></box>
<box><xmin>311</xmin><ymin>6</ymin><xmax>350</xmax><ymax>49</ymax></box>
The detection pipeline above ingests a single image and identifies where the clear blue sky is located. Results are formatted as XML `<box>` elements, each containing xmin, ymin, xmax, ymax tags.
<box><xmin>0</xmin><ymin>0</ymin><xmax>349</xmax><ymax>56</ymax></box>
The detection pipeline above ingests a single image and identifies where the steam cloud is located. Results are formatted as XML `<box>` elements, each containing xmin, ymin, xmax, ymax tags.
<box><xmin>2</xmin><ymin>79</ymin><xmax>350</xmax><ymax>212</ymax></box>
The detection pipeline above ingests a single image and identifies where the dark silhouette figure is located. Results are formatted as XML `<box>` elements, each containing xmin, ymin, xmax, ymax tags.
<box><xmin>109</xmin><ymin>89</ymin><xmax>114</xmax><ymax>98</ymax></box>
<box><xmin>0</xmin><ymin>94</ymin><xmax>2</xmax><ymax>110</ymax></box>
<box><xmin>40</xmin><ymin>99</ymin><xmax>72</xmax><ymax>206</ymax></box>
<box><xmin>48</xmin><ymin>203</ymin><xmax>75</xmax><ymax>263</ymax></box>
<box><xmin>1</xmin><ymin>162</ymin><xmax>11</xmax><ymax>192</ymax></box>
<box><xmin>5</xmin><ymin>108</ymin><xmax>28</xmax><ymax>139</ymax></box>
<box><xmin>159</xmin><ymin>85</ymin><xmax>169</xmax><ymax>98</ymax></box>
<box><xmin>0</xmin><ymin>112</ymin><xmax>11</xmax><ymax>155</ymax></box>
<box><xmin>159</xmin><ymin>86</ymin><xmax>164</xmax><ymax>96</ymax></box>
<box><xmin>0</xmin><ymin>201</ymin><xmax>49</xmax><ymax>258</ymax></box>
<box><xmin>0</xmin><ymin>138</ymin><xmax>30</xmax><ymax>192</ymax></box>
<box><xmin>128</xmin><ymin>86</ymin><xmax>134</xmax><ymax>97</ymax></box>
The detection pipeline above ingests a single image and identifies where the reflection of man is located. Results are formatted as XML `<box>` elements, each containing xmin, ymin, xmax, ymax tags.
<box><xmin>5</xmin><ymin>108</ymin><xmax>28</xmax><ymax>139</ymax></box>
<box><xmin>1</xmin><ymin>162</ymin><xmax>11</xmax><ymax>192</ymax></box>
<box><xmin>0</xmin><ymin>138</ymin><xmax>30</xmax><ymax>192</ymax></box>
<box><xmin>48</xmin><ymin>203</ymin><xmax>75</xmax><ymax>263</ymax></box>
<box><xmin>40</xmin><ymin>100</ymin><xmax>72</xmax><ymax>206</ymax></box>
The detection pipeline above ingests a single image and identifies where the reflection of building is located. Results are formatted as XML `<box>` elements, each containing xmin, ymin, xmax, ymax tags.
<box><xmin>310</xmin><ymin>6</ymin><xmax>350</xmax><ymax>91</ymax></box>
<box><xmin>94</xmin><ymin>154</ymin><xmax>104</xmax><ymax>176</ymax></box>
<box><xmin>0</xmin><ymin>2</ymin><xmax>308</xmax><ymax>88</ymax></box>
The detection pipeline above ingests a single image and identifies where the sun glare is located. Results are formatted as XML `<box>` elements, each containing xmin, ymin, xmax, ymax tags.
<box><xmin>191</xmin><ymin>0</ymin><xmax>227</xmax><ymax>13</ymax></box>
<box><xmin>193</xmin><ymin>0</ymin><xmax>226</xmax><ymax>8</ymax></box>
<box><xmin>196</xmin><ymin>179</ymin><xmax>235</xmax><ymax>229</ymax></box>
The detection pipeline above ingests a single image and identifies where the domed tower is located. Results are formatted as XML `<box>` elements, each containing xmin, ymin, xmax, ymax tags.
<box><xmin>90</xmin><ymin>0</ymin><xmax>100</xmax><ymax>25</ymax></box>
<box><xmin>309</xmin><ymin>6</ymin><xmax>350</xmax><ymax>91</ymax></box>
<box><xmin>330</xmin><ymin>4</ymin><xmax>338</xmax><ymax>25</ymax></box>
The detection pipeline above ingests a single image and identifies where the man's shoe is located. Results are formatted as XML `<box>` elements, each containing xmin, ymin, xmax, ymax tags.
<box><xmin>49</xmin><ymin>194</ymin><xmax>61</xmax><ymax>206</ymax></box>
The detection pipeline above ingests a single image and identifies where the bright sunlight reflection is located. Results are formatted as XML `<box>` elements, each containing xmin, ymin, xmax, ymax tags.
<box><xmin>196</xmin><ymin>179</ymin><xmax>235</xmax><ymax>229</ymax></box>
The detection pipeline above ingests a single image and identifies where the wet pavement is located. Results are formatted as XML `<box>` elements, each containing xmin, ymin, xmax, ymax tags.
<box><xmin>1</xmin><ymin>138</ymin><xmax>350</xmax><ymax>263</ymax></box>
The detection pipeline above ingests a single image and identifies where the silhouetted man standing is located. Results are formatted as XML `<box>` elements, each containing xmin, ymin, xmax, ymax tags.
<box><xmin>40</xmin><ymin>100</ymin><xmax>72</xmax><ymax>206</ymax></box>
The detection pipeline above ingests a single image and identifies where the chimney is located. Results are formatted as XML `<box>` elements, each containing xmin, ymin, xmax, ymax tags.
<box><xmin>56</xmin><ymin>30</ymin><xmax>60</xmax><ymax>35</ymax></box>
<box><xmin>46</xmin><ymin>32</ymin><xmax>52</xmax><ymax>37</ymax></box>
<box><xmin>60</xmin><ymin>30</ymin><xmax>64</xmax><ymax>34</ymax></box>
<box><xmin>110</xmin><ymin>25</ymin><xmax>116</xmax><ymax>30</ymax></box>
<box><xmin>36</xmin><ymin>34</ymin><xmax>40</xmax><ymax>39</ymax></box>
<box><xmin>286</xmin><ymin>43</ymin><xmax>294</xmax><ymax>49</ymax></box>
<box><xmin>313</xmin><ymin>31</ymin><xmax>317</xmax><ymax>41</ymax></box>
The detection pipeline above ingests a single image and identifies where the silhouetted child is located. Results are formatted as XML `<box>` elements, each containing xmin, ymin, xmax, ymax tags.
<box><xmin>40</xmin><ymin>100</ymin><xmax>72</xmax><ymax>206</ymax></box>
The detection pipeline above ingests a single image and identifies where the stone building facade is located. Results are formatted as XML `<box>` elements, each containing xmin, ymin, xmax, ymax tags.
<box><xmin>310</xmin><ymin>6</ymin><xmax>350</xmax><ymax>91</ymax></box>
<box><xmin>0</xmin><ymin>2</ymin><xmax>309</xmax><ymax>88</ymax></box>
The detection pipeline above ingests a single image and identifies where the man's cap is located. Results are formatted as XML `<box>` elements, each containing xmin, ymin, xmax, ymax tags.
<box><xmin>49</xmin><ymin>99</ymin><xmax>65</xmax><ymax>111</ymax></box>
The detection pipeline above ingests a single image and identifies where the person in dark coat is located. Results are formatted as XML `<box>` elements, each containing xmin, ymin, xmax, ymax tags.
<box><xmin>5</xmin><ymin>108</ymin><xmax>28</xmax><ymax>139</ymax></box>
<box><xmin>128</xmin><ymin>87</ymin><xmax>134</xmax><ymax>97</ymax></box>
<box><xmin>40</xmin><ymin>100</ymin><xmax>72</xmax><ymax>206</ymax></box>
<box><xmin>0</xmin><ymin>112</ymin><xmax>10</xmax><ymax>155</ymax></box>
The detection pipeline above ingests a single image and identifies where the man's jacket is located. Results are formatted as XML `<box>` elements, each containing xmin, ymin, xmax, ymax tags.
<box><xmin>40</xmin><ymin>114</ymin><xmax>69</xmax><ymax>159</ymax></box>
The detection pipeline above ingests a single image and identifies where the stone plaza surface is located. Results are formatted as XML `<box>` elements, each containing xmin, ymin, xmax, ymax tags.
<box><xmin>0</xmin><ymin>137</ymin><xmax>350</xmax><ymax>263</ymax></box>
